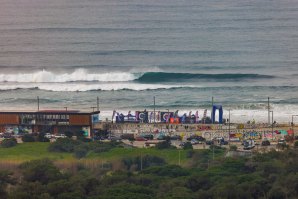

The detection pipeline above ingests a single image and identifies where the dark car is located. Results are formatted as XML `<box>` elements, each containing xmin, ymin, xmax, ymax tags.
<box><xmin>170</xmin><ymin>135</ymin><xmax>181</xmax><ymax>140</ymax></box>
<box><xmin>187</xmin><ymin>135</ymin><xmax>205</xmax><ymax>141</ymax></box>
<box><xmin>143</xmin><ymin>134</ymin><xmax>154</xmax><ymax>140</ymax></box>
<box><xmin>3</xmin><ymin>133</ymin><xmax>12</xmax><ymax>138</ymax></box>
<box><xmin>261</xmin><ymin>140</ymin><xmax>270</xmax><ymax>146</ymax></box>
<box><xmin>205</xmin><ymin>140</ymin><xmax>214</xmax><ymax>145</ymax></box>
<box><xmin>179</xmin><ymin>142</ymin><xmax>186</xmax><ymax>147</ymax></box>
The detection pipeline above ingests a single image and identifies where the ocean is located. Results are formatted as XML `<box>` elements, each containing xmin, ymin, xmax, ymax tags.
<box><xmin>0</xmin><ymin>0</ymin><xmax>298</xmax><ymax>123</ymax></box>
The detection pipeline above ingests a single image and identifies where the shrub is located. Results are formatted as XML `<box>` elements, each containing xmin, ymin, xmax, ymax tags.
<box><xmin>77</xmin><ymin>137</ymin><xmax>92</xmax><ymax>142</ymax></box>
<box><xmin>48</xmin><ymin>138</ymin><xmax>81</xmax><ymax>153</ymax></box>
<box><xmin>142</xmin><ymin>165</ymin><xmax>190</xmax><ymax>177</ymax></box>
<box><xmin>294</xmin><ymin>141</ymin><xmax>298</xmax><ymax>148</ymax></box>
<box><xmin>183</xmin><ymin>142</ymin><xmax>193</xmax><ymax>150</ymax></box>
<box><xmin>1</xmin><ymin>138</ymin><xmax>17</xmax><ymax>148</ymax></box>
<box><xmin>64</xmin><ymin>131</ymin><xmax>74</xmax><ymax>138</ymax></box>
<box><xmin>229</xmin><ymin>145</ymin><xmax>238</xmax><ymax>151</ymax></box>
<box><xmin>37</xmin><ymin>132</ymin><xmax>50</xmax><ymax>142</ymax></box>
<box><xmin>155</xmin><ymin>141</ymin><xmax>172</xmax><ymax>149</ymax></box>
<box><xmin>75</xmin><ymin>130</ymin><xmax>85</xmax><ymax>138</ymax></box>
<box><xmin>19</xmin><ymin>159</ymin><xmax>62</xmax><ymax>184</ymax></box>
<box><xmin>122</xmin><ymin>155</ymin><xmax>166</xmax><ymax>171</ymax></box>
<box><xmin>22</xmin><ymin>134</ymin><xmax>35</xmax><ymax>142</ymax></box>
<box><xmin>186</xmin><ymin>150</ymin><xmax>194</xmax><ymax>158</ymax></box>
<box><xmin>74</xmin><ymin>146</ymin><xmax>88</xmax><ymax>159</ymax></box>
<box><xmin>276</xmin><ymin>143</ymin><xmax>288</xmax><ymax>150</ymax></box>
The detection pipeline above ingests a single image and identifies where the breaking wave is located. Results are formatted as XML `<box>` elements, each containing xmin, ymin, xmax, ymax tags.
<box><xmin>0</xmin><ymin>69</ymin><xmax>139</xmax><ymax>83</ymax></box>
<box><xmin>0</xmin><ymin>69</ymin><xmax>275</xmax><ymax>83</ymax></box>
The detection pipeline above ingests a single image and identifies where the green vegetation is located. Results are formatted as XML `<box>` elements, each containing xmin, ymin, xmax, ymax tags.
<box><xmin>0</xmin><ymin>138</ymin><xmax>17</xmax><ymax>148</ymax></box>
<box><xmin>0</xmin><ymin>148</ymin><xmax>297</xmax><ymax>199</ymax></box>
<box><xmin>21</xmin><ymin>134</ymin><xmax>35</xmax><ymax>142</ymax></box>
<box><xmin>1</xmin><ymin>140</ymin><xmax>298</xmax><ymax>198</ymax></box>
<box><xmin>0</xmin><ymin>142</ymin><xmax>73</xmax><ymax>162</ymax></box>
<box><xmin>229</xmin><ymin>145</ymin><xmax>238</xmax><ymax>151</ymax></box>
<box><xmin>0</xmin><ymin>142</ymin><xmax>190</xmax><ymax>164</ymax></box>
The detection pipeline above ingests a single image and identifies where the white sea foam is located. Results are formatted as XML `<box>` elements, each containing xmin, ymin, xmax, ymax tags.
<box><xmin>0</xmin><ymin>69</ymin><xmax>139</xmax><ymax>83</ymax></box>
<box><xmin>0</xmin><ymin>82</ymin><xmax>197</xmax><ymax>91</ymax></box>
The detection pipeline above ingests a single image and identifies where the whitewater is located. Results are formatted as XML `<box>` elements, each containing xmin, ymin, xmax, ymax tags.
<box><xmin>1</xmin><ymin>0</ymin><xmax>298</xmax><ymax>123</ymax></box>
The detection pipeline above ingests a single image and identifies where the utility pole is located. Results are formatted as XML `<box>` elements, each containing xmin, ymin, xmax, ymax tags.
<box><xmin>270</xmin><ymin>111</ymin><xmax>273</xmax><ymax>140</ymax></box>
<box><xmin>292</xmin><ymin>115</ymin><xmax>298</xmax><ymax>136</ymax></box>
<box><xmin>212</xmin><ymin>145</ymin><xmax>215</xmax><ymax>160</ymax></box>
<box><xmin>268</xmin><ymin>97</ymin><xmax>270</xmax><ymax>125</ymax></box>
<box><xmin>228</xmin><ymin>109</ymin><xmax>231</xmax><ymax>142</ymax></box>
<box><xmin>90</xmin><ymin>106</ymin><xmax>96</xmax><ymax>141</ymax></box>
<box><xmin>97</xmin><ymin>97</ymin><xmax>99</xmax><ymax>111</ymax></box>
<box><xmin>153</xmin><ymin>96</ymin><xmax>156</xmax><ymax>126</ymax></box>
<box><xmin>37</xmin><ymin>96</ymin><xmax>40</xmax><ymax>111</ymax></box>
<box><xmin>179</xmin><ymin>150</ymin><xmax>181</xmax><ymax>166</ymax></box>
<box><xmin>140</xmin><ymin>151</ymin><xmax>143</xmax><ymax>171</ymax></box>
<box><xmin>166</xmin><ymin>109</ymin><xmax>170</xmax><ymax>134</ymax></box>
<box><xmin>211</xmin><ymin>96</ymin><xmax>214</xmax><ymax>124</ymax></box>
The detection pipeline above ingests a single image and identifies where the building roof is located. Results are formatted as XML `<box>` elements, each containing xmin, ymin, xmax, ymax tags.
<box><xmin>0</xmin><ymin>110</ymin><xmax>95</xmax><ymax>115</ymax></box>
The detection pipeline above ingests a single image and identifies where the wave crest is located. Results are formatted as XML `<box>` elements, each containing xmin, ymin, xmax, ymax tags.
<box><xmin>0</xmin><ymin>69</ymin><xmax>275</xmax><ymax>83</ymax></box>
<box><xmin>0</xmin><ymin>69</ymin><xmax>138</xmax><ymax>83</ymax></box>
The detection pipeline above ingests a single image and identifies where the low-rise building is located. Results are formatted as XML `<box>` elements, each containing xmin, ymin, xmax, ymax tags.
<box><xmin>0</xmin><ymin>110</ymin><xmax>99</xmax><ymax>137</ymax></box>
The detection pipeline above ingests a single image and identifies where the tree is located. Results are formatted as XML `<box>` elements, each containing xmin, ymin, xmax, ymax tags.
<box><xmin>74</xmin><ymin>130</ymin><xmax>85</xmax><ymax>138</ymax></box>
<box><xmin>48</xmin><ymin>138</ymin><xmax>80</xmax><ymax>153</ymax></box>
<box><xmin>183</xmin><ymin>142</ymin><xmax>193</xmax><ymax>150</ymax></box>
<box><xmin>8</xmin><ymin>181</ymin><xmax>50</xmax><ymax>199</ymax></box>
<box><xmin>37</xmin><ymin>132</ymin><xmax>50</xmax><ymax>142</ymax></box>
<box><xmin>155</xmin><ymin>141</ymin><xmax>172</xmax><ymax>149</ymax></box>
<box><xmin>74</xmin><ymin>146</ymin><xmax>88</xmax><ymax>159</ymax></box>
<box><xmin>0</xmin><ymin>170</ymin><xmax>15</xmax><ymax>199</ymax></box>
<box><xmin>19</xmin><ymin>159</ymin><xmax>63</xmax><ymax>184</ymax></box>
<box><xmin>229</xmin><ymin>145</ymin><xmax>237</xmax><ymax>151</ymax></box>
<box><xmin>22</xmin><ymin>134</ymin><xmax>35</xmax><ymax>142</ymax></box>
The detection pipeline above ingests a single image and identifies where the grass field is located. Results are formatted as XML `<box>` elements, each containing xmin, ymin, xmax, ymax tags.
<box><xmin>0</xmin><ymin>142</ymin><xmax>74</xmax><ymax>162</ymax></box>
<box><xmin>0</xmin><ymin>142</ymin><xmax>191</xmax><ymax>165</ymax></box>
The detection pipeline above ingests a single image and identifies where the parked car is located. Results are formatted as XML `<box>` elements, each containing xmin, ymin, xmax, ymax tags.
<box><xmin>261</xmin><ymin>140</ymin><xmax>270</xmax><ymax>146</ymax></box>
<box><xmin>277</xmin><ymin>139</ymin><xmax>286</xmax><ymax>145</ymax></box>
<box><xmin>190</xmin><ymin>139</ymin><xmax>199</xmax><ymax>145</ymax></box>
<box><xmin>213</xmin><ymin>137</ymin><xmax>229</xmax><ymax>145</ymax></box>
<box><xmin>143</xmin><ymin>134</ymin><xmax>154</xmax><ymax>140</ymax></box>
<box><xmin>157</xmin><ymin>135</ymin><xmax>166</xmax><ymax>140</ymax></box>
<box><xmin>135</xmin><ymin>137</ymin><xmax>147</xmax><ymax>141</ymax></box>
<box><xmin>187</xmin><ymin>135</ymin><xmax>205</xmax><ymax>141</ymax></box>
<box><xmin>109</xmin><ymin>136</ymin><xmax>121</xmax><ymax>141</ymax></box>
<box><xmin>243</xmin><ymin>139</ymin><xmax>255</xmax><ymax>150</ymax></box>
<box><xmin>3</xmin><ymin>133</ymin><xmax>12</xmax><ymax>139</ymax></box>
<box><xmin>170</xmin><ymin>135</ymin><xmax>182</xmax><ymax>140</ymax></box>
<box><xmin>179</xmin><ymin>142</ymin><xmax>186</xmax><ymax>147</ymax></box>
<box><xmin>44</xmin><ymin>133</ymin><xmax>54</xmax><ymax>139</ymax></box>
<box><xmin>54</xmin><ymin>134</ymin><xmax>67</xmax><ymax>139</ymax></box>
<box><xmin>205</xmin><ymin>140</ymin><xmax>214</xmax><ymax>145</ymax></box>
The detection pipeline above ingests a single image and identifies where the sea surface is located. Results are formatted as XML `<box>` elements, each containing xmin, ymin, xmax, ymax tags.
<box><xmin>1</xmin><ymin>0</ymin><xmax>298</xmax><ymax>123</ymax></box>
